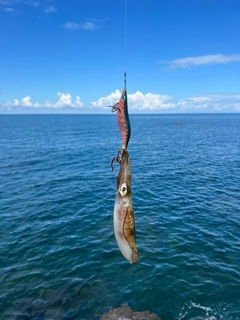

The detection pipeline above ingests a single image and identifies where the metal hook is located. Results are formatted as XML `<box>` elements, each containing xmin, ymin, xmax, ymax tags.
<box><xmin>107</xmin><ymin>101</ymin><xmax>119</xmax><ymax>112</ymax></box>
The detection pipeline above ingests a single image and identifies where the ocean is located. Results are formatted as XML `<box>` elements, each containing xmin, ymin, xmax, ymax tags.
<box><xmin>0</xmin><ymin>114</ymin><xmax>240</xmax><ymax>319</ymax></box>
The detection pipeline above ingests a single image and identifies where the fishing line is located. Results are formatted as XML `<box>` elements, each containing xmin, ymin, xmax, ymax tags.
<box><xmin>124</xmin><ymin>0</ymin><xmax>127</xmax><ymax>88</ymax></box>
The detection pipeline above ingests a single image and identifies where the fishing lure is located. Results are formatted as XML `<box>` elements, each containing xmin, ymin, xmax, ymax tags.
<box><xmin>111</xmin><ymin>148</ymin><xmax>138</xmax><ymax>264</ymax></box>
<box><xmin>108</xmin><ymin>73</ymin><xmax>131</xmax><ymax>149</ymax></box>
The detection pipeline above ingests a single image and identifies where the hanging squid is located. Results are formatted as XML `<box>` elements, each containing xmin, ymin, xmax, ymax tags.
<box><xmin>111</xmin><ymin>148</ymin><xmax>138</xmax><ymax>264</ymax></box>
<box><xmin>109</xmin><ymin>73</ymin><xmax>139</xmax><ymax>264</ymax></box>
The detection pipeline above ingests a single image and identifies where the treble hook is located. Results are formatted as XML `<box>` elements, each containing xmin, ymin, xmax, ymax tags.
<box><xmin>106</xmin><ymin>101</ymin><xmax>119</xmax><ymax>112</ymax></box>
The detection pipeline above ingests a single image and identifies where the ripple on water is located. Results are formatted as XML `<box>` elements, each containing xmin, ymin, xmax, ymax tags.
<box><xmin>1</xmin><ymin>114</ymin><xmax>240</xmax><ymax>319</ymax></box>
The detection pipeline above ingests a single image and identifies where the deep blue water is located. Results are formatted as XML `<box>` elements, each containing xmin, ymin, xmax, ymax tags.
<box><xmin>0</xmin><ymin>114</ymin><xmax>240</xmax><ymax>320</ymax></box>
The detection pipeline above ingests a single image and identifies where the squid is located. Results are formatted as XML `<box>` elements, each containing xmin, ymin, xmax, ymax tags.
<box><xmin>109</xmin><ymin>74</ymin><xmax>139</xmax><ymax>263</ymax></box>
<box><xmin>111</xmin><ymin>148</ymin><xmax>139</xmax><ymax>264</ymax></box>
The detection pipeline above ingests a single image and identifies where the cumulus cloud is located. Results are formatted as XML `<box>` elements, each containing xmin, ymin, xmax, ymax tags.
<box><xmin>13</xmin><ymin>96</ymin><xmax>40</xmax><ymax>108</ymax></box>
<box><xmin>178</xmin><ymin>95</ymin><xmax>240</xmax><ymax>111</ymax></box>
<box><xmin>55</xmin><ymin>92</ymin><xmax>72</xmax><ymax>107</ymax></box>
<box><xmin>162</xmin><ymin>54</ymin><xmax>240</xmax><ymax>69</ymax></box>
<box><xmin>2</xmin><ymin>93</ymin><xmax>83</xmax><ymax>110</ymax></box>
<box><xmin>45</xmin><ymin>5</ymin><xmax>56</xmax><ymax>14</ymax></box>
<box><xmin>129</xmin><ymin>91</ymin><xmax>175</xmax><ymax>110</ymax></box>
<box><xmin>63</xmin><ymin>21</ymin><xmax>98</xmax><ymax>31</ymax></box>
<box><xmin>91</xmin><ymin>90</ymin><xmax>122</xmax><ymax>108</ymax></box>
<box><xmin>44</xmin><ymin>92</ymin><xmax>83</xmax><ymax>109</ymax></box>
<box><xmin>47</xmin><ymin>92</ymin><xmax>83</xmax><ymax>108</ymax></box>
<box><xmin>91</xmin><ymin>90</ymin><xmax>175</xmax><ymax>111</ymax></box>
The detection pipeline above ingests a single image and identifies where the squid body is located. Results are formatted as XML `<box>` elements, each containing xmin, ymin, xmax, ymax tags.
<box><xmin>111</xmin><ymin>148</ymin><xmax>139</xmax><ymax>264</ymax></box>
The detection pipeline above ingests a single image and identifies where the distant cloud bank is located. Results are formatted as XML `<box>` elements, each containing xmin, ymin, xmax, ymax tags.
<box><xmin>2</xmin><ymin>93</ymin><xmax>83</xmax><ymax>112</ymax></box>
<box><xmin>91</xmin><ymin>91</ymin><xmax>240</xmax><ymax>112</ymax></box>
<box><xmin>2</xmin><ymin>92</ymin><xmax>240</xmax><ymax>113</ymax></box>
<box><xmin>91</xmin><ymin>90</ymin><xmax>175</xmax><ymax>111</ymax></box>
<box><xmin>162</xmin><ymin>54</ymin><xmax>240</xmax><ymax>69</ymax></box>
<box><xmin>177</xmin><ymin>94</ymin><xmax>240</xmax><ymax>111</ymax></box>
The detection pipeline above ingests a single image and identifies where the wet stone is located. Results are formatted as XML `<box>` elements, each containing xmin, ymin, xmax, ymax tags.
<box><xmin>100</xmin><ymin>304</ymin><xmax>161</xmax><ymax>320</ymax></box>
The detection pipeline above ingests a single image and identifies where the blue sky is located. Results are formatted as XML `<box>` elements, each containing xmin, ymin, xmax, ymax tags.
<box><xmin>1</xmin><ymin>0</ymin><xmax>240</xmax><ymax>113</ymax></box>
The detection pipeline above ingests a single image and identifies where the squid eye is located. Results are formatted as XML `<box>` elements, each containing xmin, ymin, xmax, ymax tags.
<box><xmin>122</xmin><ymin>95</ymin><xmax>126</xmax><ymax>100</ymax></box>
<box><xmin>119</xmin><ymin>183</ymin><xmax>127</xmax><ymax>196</ymax></box>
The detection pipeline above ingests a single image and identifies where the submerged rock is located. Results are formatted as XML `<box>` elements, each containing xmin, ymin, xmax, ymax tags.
<box><xmin>100</xmin><ymin>304</ymin><xmax>161</xmax><ymax>320</ymax></box>
<box><xmin>172</xmin><ymin>121</ymin><xmax>182</xmax><ymax>125</ymax></box>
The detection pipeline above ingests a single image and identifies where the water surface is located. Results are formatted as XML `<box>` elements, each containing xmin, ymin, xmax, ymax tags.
<box><xmin>1</xmin><ymin>114</ymin><xmax>240</xmax><ymax>319</ymax></box>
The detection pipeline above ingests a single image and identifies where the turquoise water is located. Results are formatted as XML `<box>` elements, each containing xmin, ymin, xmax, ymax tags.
<box><xmin>0</xmin><ymin>114</ymin><xmax>240</xmax><ymax>319</ymax></box>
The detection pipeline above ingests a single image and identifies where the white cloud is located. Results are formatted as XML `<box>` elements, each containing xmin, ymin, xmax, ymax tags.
<box><xmin>91</xmin><ymin>90</ymin><xmax>175</xmax><ymax>111</ymax></box>
<box><xmin>81</xmin><ymin>22</ymin><xmax>97</xmax><ymax>30</ymax></box>
<box><xmin>0</xmin><ymin>0</ymin><xmax>39</xmax><ymax>11</ymax></box>
<box><xmin>91</xmin><ymin>91</ymin><xmax>240</xmax><ymax>112</ymax></box>
<box><xmin>12</xmin><ymin>96</ymin><xmax>40</xmax><ymax>108</ymax></box>
<box><xmin>63</xmin><ymin>21</ymin><xmax>98</xmax><ymax>31</ymax></box>
<box><xmin>45</xmin><ymin>5</ymin><xmax>56</xmax><ymax>14</ymax></box>
<box><xmin>22</xmin><ymin>96</ymin><xmax>33</xmax><ymax>107</ymax></box>
<box><xmin>55</xmin><ymin>92</ymin><xmax>72</xmax><ymax>108</ymax></box>
<box><xmin>178</xmin><ymin>95</ymin><xmax>240</xmax><ymax>111</ymax></box>
<box><xmin>2</xmin><ymin>93</ymin><xmax>240</xmax><ymax>113</ymax></box>
<box><xmin>4</xmin><ymin>7</ymin><xmax>15</xmax><ymax>12</ymax></box>
<box><xmin>26</xmin><ymin>0</ymin><xmax>40</xmax><ymax>6</ymax></box>
<box><xmin>177</xmin><ymin>97</ymin><xmax>212</xmax><ymax>110</ymax></box>
<box><xmin>91</xmin><ymin>90</ymin><xmax>121</xmax><ymax>108</ymax></box>
<box><xmin>129</xmin><ymin>91</ymin><xmax>175</xmax><ymax>110</ymax></box>
<box><xmin>1</xmin><ymin>0</ymin><xmax>39</xmax><ymax>12</ymax></box>
<box><xmin>74</xmin><ymin>96</ymin><xmax>83</xmax><ymax>108</ymax></box>
<box><xmin>162</xmin><ymin>54</ymin><xmax>240</xmax><ymax>69</ymax></box>
<box><xmin>2</xmin><ymin>93</ymin><xmax>83</xmax><ymax>110</ymax></box>
<box><xmin>44</xmin><ymin>92</ymin><xmax>83</xmax><ymax>108</ymax></box>
<box><xmin>0</xmin><ymin>0</ymin><xmax>9</xmax><ymax>5</ymax></box>
<box><xmin>63</xmin><ymin>22</ymin><xmax>80</xmax><ymax>30</ymax></box>
<box><xmin>14</xmin><ymin>99</ymin><xmax>19</xmax><ymax>106</ymax></box>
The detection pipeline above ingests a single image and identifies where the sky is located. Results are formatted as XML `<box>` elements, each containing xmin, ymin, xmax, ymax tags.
<box><xmin>1</xmin><ymin>0</ymin><xmax>240</xmax><ymax>114</ymax></box>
